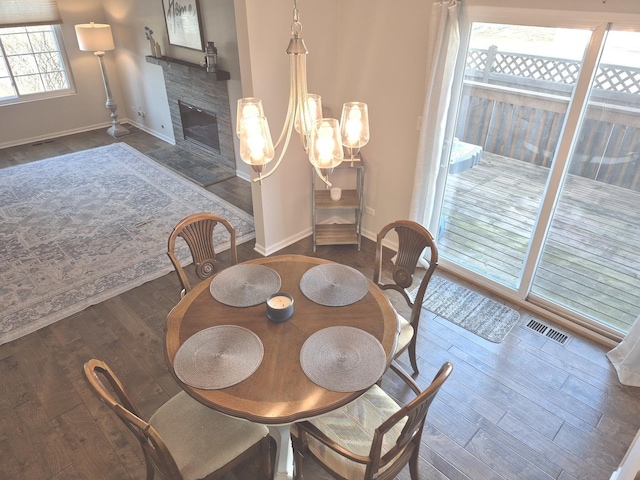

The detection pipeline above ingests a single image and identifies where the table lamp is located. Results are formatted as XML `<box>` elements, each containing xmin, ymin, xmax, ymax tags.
<box><xmin>75</xmin><ymin>22</ymin><xmax>129</xmax><ymax>138</ymax></box>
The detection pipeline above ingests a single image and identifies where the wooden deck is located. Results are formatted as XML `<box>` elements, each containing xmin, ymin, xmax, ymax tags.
<box><xmin>440</xmin><ymin>152</ymin><xmax>640</xmax><ymax>333</ymax></box>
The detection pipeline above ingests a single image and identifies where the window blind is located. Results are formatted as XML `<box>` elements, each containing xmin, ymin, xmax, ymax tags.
<box><xmin>0</xmin><ymin>0</ymin><xmax>62</xmax><ymax>28</ymax></box>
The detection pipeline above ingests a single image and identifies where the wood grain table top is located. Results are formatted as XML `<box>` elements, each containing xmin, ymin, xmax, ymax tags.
<box><xmin>165</xmin><ymin>254</ymin><xmax>398</xmax><ymax>425</ymax></box>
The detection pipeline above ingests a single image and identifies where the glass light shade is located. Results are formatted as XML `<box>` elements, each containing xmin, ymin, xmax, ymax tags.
<box><xmin>75</xmin><ymin>23</ymin><xmax>115</xmax><ymax>52</ymax></box>
<box><xmin>340</xmin><ymin>102</ymin><xmax>370</xmax><ymax>150</ymax></box>
<box><xmin>239</xmin><ymin>116</ymin><xmax>275</xmax><ymax>170</ymax></box>
<box><xmin>295</xmin><ymin>93</ymin><xmax>322</xmax><ymax>135</ymax></box>
<box><xmin>310</xmin><ymin>118</ymin><xmax>344</xmax><ymax>170</ymax></box>
<box><xmin>236</xmin><ymin>97</ymin><xmax>264</xmax><ymax>138</ymax></box>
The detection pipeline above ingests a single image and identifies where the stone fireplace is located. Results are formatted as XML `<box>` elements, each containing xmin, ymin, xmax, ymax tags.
<box><xmin>146</xmin><ymin>56</ymin><xmax>235</xmax><ymax>170</ymax></box>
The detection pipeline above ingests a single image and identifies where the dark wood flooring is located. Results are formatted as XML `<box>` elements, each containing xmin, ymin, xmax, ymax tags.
<box><xmin>1</xmin><ymin>126</ymin><xmax>639</xmax><ymax>479</ymax></box>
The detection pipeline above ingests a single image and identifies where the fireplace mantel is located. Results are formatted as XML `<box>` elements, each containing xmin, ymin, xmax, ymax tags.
<box><xmin>145</xmin><ymin>55</ymin><xmax>231</xmax><ymax>81</ymax></box>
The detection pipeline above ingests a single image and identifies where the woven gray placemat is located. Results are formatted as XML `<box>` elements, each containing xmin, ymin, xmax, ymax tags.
<box><xmin>299</xmin><ymin>264</ymin><xmax>369</xmax><ymax>306</ymax></box>
<box><xmin>300</xmin><ymin>326</ymin><xmax>386</xmax><ymax>392</ymax></box>
<box><xmin>174</xmin><ymin>325</ymin><xmax>264</xmax><ymax>389</ymax></box>
<box><xmin>209</xmin><ymin>264</ymin><xmax>281</xmax><ymax>307</ymax></box>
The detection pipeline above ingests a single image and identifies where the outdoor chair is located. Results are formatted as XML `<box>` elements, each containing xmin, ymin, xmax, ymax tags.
<box><xmin>83</xmin><ymin>359</ymin><xmax>272</xmax><ymax>480</ymax></box>
<box><xmin>291</xmin><ymin>361</ymin><xmax>453</xmax><ymax>480</ymax></box>
<box><xmin>168</xmin><ymin>212</ymin><xmax>238</xmax><ymax>297</ymax></box>
<box><xmin>374</xmin><ymin>220</ymin><xmax>438</xmax><ymax>375</ymax></box>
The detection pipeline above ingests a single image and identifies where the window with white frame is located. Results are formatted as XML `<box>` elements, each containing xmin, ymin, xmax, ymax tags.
<box><xmin>0</xmin><ymin>24</ymin><xmax>74</xmax><ymax>104</ymax></box>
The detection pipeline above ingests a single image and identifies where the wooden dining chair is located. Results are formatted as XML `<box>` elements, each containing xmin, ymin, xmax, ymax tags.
<box><xmin>167</xmin><ymin>212</ymin><xmax>238</xmax><ymax>297</ymax></box>
<box><xmin>291</xmin><ymin>361</ymin><xmax>453</xmax><ymax>480</ymax></box>
<box><xmin>373</xmin><ymin>220</ymin><xmax>438</xmax><ymax>375</ymax></box>
<box><xmin>83</xmin><ymin>359</ymin><xmax>272</xmax><ymax>480</ymax></box>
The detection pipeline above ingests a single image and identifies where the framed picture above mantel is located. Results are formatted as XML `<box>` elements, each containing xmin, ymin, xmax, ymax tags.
<box><xmin>162</xmin><ymin>0</ymin><xmax>205</xmax><ymax>51</ymax></box>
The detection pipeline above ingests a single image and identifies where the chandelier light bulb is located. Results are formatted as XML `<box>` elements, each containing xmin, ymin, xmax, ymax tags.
<box><xmin>295</xmin><ymin>94</ymin><xmax>322</xmax><ymax>135</ymax></box>
<box><xmin>239</xmin><ymin>116</ymin><xmax>274</xmax><ymax>172</ymax></box>
<box><xmin>236</xmin><ymin>97</ymin><xmax>264</xmax><ymax>137</ymax></box>
<box><xmin>340</xmin><ymin>102</ymin><xmax>370</xmax><ymax>154</ymax></box>
<box><xmin>311</xmin><ymin>118</ymin><xmax>343</xmax><ymax>170</ymax></box>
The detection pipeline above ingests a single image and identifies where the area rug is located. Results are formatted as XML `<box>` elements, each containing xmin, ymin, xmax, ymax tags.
<box><xmin>422</xmin><ymin>276</ymin><xmax>520</xmax><ymax>342</ymax></box>
<box><xmin>0</xmin><ymin>143</ymin><xmax>254</xmax><ymax>345</ymax></box>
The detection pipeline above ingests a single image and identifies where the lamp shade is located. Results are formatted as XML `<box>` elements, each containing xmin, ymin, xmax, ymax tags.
<box><xmin>75</xmin><ymin>22</ymin><xmax>114</xmax><ymax>52</ymax></box>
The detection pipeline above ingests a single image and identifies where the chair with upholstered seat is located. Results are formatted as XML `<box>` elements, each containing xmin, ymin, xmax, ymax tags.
<box><xmin>83</xmin><ymin>359</ymin><xmax>272</xmax><ymax>480</ymax></box>
<box><xmin>291</xmin><ymin>361</ymin><xmax>453</xmax><ymax>480</ymax></box>
<box><xmin>168</xmin><ymin>212</ymin><xmax>238</xmax><ymax>297</ymax></box>
<box><xmin>374</xmin><ymin>220</ymin><xmax>438</xmax><ymax>375</ymax></box>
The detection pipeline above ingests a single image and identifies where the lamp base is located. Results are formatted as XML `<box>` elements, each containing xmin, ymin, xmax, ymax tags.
<box><xmin>107</xmin><ymin>123</ymin><xmax>130</xmax><ymax>138</ymax></box>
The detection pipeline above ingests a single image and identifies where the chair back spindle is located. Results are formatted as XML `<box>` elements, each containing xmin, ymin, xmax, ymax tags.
<box><xmin>167</xmin><ymin>213</ymin><xmax>238</xmax><ymax>297</ymax></box>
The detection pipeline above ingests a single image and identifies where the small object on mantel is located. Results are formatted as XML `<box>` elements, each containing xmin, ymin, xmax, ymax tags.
<box><xmin>205</xmin><ymin>41</ymin><xmax>218</xmax><ymax>73</ymax></box>
<box><xmin>144</xmin><ymin>26</ymin><xmax>161</xmax><ymax>58</ymax></box>
<box><xmin>145</xmin><ymin>55</ymin><xmax>231</xmax><ymax>81</ymax></box>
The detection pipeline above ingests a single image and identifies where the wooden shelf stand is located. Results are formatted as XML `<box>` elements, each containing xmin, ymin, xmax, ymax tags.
<box><xmin>312</xmin><ymin>163</ymin><xmax>364</xmax><ymax>252</ymax></box>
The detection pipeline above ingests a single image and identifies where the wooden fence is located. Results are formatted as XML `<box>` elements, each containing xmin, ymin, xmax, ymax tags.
<box><xmin>456</xmin><ymin>47</ymin><xmax>640</xmax><ymax>191</ymax></box>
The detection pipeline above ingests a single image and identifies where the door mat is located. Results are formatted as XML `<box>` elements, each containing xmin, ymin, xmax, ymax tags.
<box><xmin>422</xmin><ymin>276</ymin><xmax>520</xmax><ymax>343</ymax></box>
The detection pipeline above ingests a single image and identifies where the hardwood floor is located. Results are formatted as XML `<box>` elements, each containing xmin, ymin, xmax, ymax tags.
<box><xmin>1</xmin><ymin>126</ymin><xmax>639</xmax><ymax>479</ymax></box>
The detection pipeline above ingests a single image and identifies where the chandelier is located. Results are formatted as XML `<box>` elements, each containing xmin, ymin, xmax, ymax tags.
<box><xmin>235</xmin><ymin>0</ymin><xmax>369</xmax><ymax>186</ymax></box>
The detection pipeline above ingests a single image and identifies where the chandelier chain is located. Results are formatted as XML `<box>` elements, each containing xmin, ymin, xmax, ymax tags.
<box><xmin>291</xmin><ymin>0</ymin><xmax>302</xmax><ymax>37</ymax></box>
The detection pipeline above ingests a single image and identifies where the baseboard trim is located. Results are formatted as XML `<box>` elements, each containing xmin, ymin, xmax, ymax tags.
<box><xmin>0</xmin><ymin>118</ymin><xmax>175</xmax><ymax>150</ymax></box>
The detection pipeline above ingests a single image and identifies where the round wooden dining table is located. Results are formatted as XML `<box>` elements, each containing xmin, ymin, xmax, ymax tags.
<box><xmin>165</xmin><ymin>254</ymin><xmax>398</xmax><ymax>480</ymax></box>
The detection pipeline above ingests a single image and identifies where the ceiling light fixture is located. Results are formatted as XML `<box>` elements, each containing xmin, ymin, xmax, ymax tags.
<box><xmin>235</xmin><ymin>0</ymin><xmax>369</xmax><ymax>186</ymax></box>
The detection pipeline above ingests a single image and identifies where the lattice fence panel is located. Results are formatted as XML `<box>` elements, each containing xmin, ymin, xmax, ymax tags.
<box><xmin>493</xmin><ymin>54</ymin><xmax>580</xmax><ymax>85</ymax></box>
<box><xmin>467</xmin><ymin>50</ymin><xmax>487</xmax><ymax>71</ymax></box>
<box><xmin>594</xmin><ymin>65</ymin><xmax>640</xmax><ymax>94</ymax></box>
<box><xmin>468</xmin><ymin>48</ymin><xmax>640</xmax><ymax>95</ymax></box>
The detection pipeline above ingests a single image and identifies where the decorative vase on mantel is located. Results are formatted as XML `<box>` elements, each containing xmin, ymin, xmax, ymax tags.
<box><xmin>144</xmin><ymin>26</ymin><xmax>161</xmax><ymax>58</ymax></box>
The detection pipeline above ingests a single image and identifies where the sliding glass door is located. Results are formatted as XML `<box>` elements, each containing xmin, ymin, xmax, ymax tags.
<box><xmin>437</xmin><ymin>19</ymin><xmax>640</xmax><ymax>335</ymax></box>
<box><xmin>529</xmin><ymin>30</ymin><xmax>640</xmax><ymax>333</ymax></box>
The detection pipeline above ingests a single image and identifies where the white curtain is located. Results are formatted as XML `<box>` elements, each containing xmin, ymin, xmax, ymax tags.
<box><xmin>607</xmin><ymin>315</ymin><xmax>640</xmax><ymax>387</ymax></box>
<box><xmin>409</xmin><ymin>0</ymin><xmax>461</xmax><ymax>234</ymax></box>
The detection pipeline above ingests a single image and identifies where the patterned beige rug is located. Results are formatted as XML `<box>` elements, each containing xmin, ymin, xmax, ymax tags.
<box><xmin>423</xmin><ymin>276</ymin><xmax>520</xmax><ymax>342</ymax></box>
<box><xmin>0</xmin><ymin>143</ymin><xmax>254</xmax><ymax>345</ymax></box>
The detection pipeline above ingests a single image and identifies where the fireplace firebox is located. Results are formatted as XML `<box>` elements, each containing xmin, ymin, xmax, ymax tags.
<box><xmin>178</xmin><ymin>100</ymin><xmax>220</xmax><ymax>153</ymax></box>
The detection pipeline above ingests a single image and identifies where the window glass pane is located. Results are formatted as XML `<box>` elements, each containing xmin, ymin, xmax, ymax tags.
<box><xmin>2</xmin><ymin>32</ymin><xmax>30</xmax><ymax>55</ymax></box>
<box><xmin>42</xmin><ymin>71</ymin><xmax>66</xmax><ymax>91</ymax></box>
<box><xmin>8</xmin><ymin>54</ymin><xmax>39</xmax><ymax>75</ymax></box>
<box><xmin>35</xmin><ymin>52</ymin><xmax>63</xmax><ymax>73</ymax></box>
<box><xmin>14</xmin><ymin>74</ymin><xmax>44</xmax><ymax>94</ymax></box>
<box><xmin>531</xmin><ymin>29</ymin><xmax>640</xmax><ymax>333</ymax></box>
<box><xmin>0</xmin><ymin>78</ymin><xmax>17</xmax><ymax>98</ymax></box>
<box><xmin>438</xmin><ymin>23</ymin><xmax>591</xmax><ymax>288</ymax></box>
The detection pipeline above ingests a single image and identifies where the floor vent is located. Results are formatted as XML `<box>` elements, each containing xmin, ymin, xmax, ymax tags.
<box><xmin>525</xmin><ymin>319</ymin><xmax>570</xmax><ymax>345</ymax></box>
